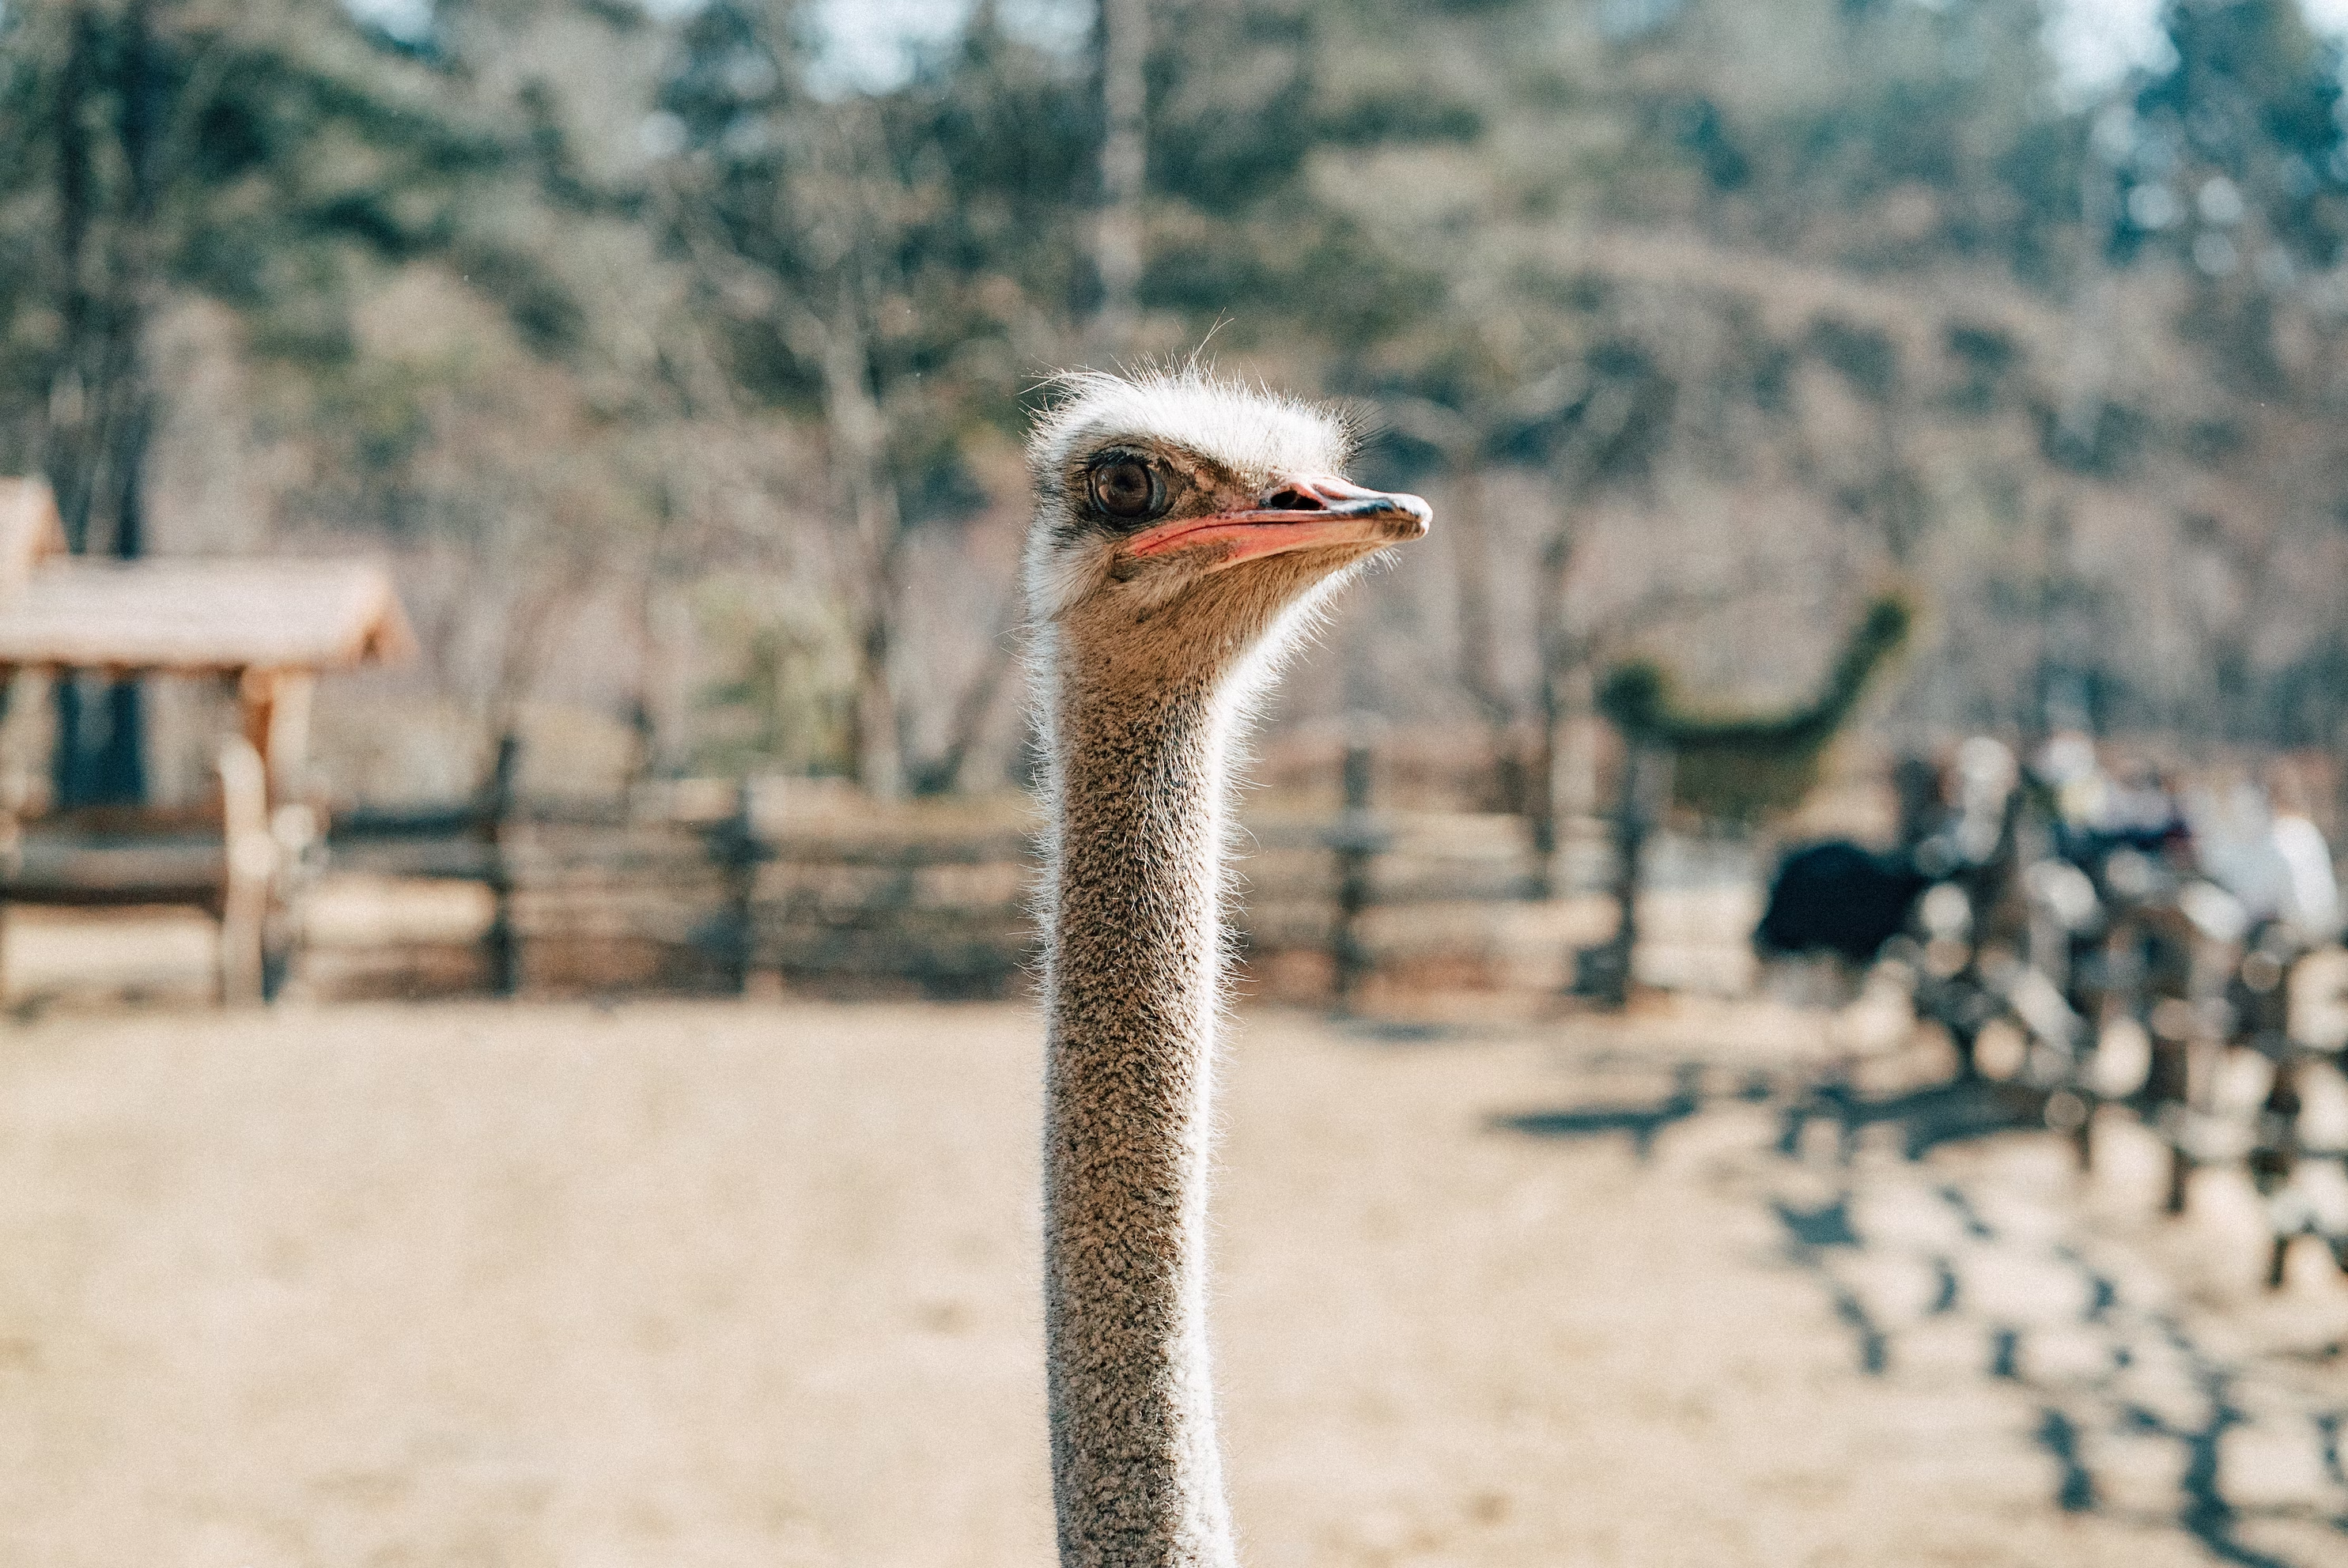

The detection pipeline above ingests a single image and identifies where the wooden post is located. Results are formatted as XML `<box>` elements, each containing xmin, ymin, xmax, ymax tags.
<box><xmin>721</xmin><ymin>776</ymin><xmax>759</xmax><ymax>994</ymax></box>
<box><xmin>216</xmin><ymin>736</ymin><xmax>270</xmax><ymax>1006</ymax></box>
<box><xmin>2248</xmin><ymin>944</ymin><xmax>2305</xmax><ymax>1288</ymax></box>
<box><xmin>232</xmin><ymin>667</ymin><xmax>320</xmax><ymax>1002</ymax></box>
<box><xmin>2259</xmin><ymin>1051</ymin><xmax>2302</xmax><ymax>1290</ymax></box>
<box><xmin>0</xmin><ymin>663</ymin><xmax>13</xmax><ymax>1008</ymax></box>
<box><xmin>237</xmin><ymin>667</ymin><xmax>276</xmax><ymax>787</ymax></box>
<box><xmin>1329</xmin><ymin>718</ymin><xmax>1384</xmax><ymax>1007</ymax></box>
<box><xmin>482</xmin><ymin>731</ymin><xmax>522</xmax><ymax>996</ymax></box>
<box><xmin>265</xmin><ymin>671</ymin><xmax>314</xmax><ymax>801</ymax></box>
<box><xmin>1605</xmin><ymin>740</ymin><xmax>1652</xmax><ymax>1007</ymax></box>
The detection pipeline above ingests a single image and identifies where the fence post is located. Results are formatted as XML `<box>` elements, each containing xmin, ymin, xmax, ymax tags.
<box><xmin>216</xmin><ymin>736</ymin><xmax>270</xmax><ymax>1007</ymax></box>
<box><xmin>1328</xmin><ymin>716</ymin><xmax>1386</xmax><ymax>1007</ymax></box>
<box><xmin>482</xmin><ymin>731</ymin><xmax>521</xmax><ymax>997</ymax></box>
<box><xmin>721</xmin><ymin>776</ymin><xmax>759</xmax><ymax>994</ymax></box>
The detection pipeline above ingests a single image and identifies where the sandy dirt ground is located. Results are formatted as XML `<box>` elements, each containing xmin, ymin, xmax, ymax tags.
<box><xmin>4</xmin><ymin>996</ymin><xmax>2348</xmax><ymax>1567</ymax></box>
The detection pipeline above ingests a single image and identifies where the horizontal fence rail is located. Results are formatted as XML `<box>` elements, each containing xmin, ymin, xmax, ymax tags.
<box><xmin>297</xmin><ymin>783</ymin><xmax>1757</xmax><ymax>1003</ymax></box>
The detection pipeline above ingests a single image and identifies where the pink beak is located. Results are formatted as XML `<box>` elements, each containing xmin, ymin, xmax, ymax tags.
<box><xmin>1125</xmin><ymin>475</ymin><xmax>1432</xmax><ymax>567</ymax></box>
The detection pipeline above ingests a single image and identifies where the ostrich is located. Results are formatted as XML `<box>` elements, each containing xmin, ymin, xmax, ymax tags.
<box><xmin>1025</xmin><ymin>368</ymin><xmax>1431</xmax><ymax>1566</ymax></box>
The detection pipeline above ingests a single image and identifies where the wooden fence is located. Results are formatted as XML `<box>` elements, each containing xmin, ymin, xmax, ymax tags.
<box><xmin>297</xmin><ymin>780</ymin><xmax>1759</xmax><ymax>1004</ymax></box>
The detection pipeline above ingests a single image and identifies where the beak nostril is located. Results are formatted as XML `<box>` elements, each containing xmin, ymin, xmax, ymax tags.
<box><xmin>1264</xmin><ymin>487</ymin><xmax>1321</xmax><ymax>512</ymax></box>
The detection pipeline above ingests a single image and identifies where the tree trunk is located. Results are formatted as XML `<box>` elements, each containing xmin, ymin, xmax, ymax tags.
<box><xmin>911</xmin><ymin>615</ymin><xmax>1021</xmax><ymax>795</ymax></box>
<box><xmin>1449</xmin><ymin>463</ymin><xmax>1511</xmax><ymax>733</ymax></box>
<box><xmin>43</xmin><ymin>2</ymin><xmax>157</xmax><ymax>807</ymax></box>
<box><xmin>1446</xmin><ymin>462</ymin><xmax>1522</xmax><ymax>814</ymax></box>
<box><xmin>1091</xmin><ymin>0</ymin><xmax>1147</xmax><ymax>352</ymax></box>
<box><xmin>1529</xmin><ymin>524</ymin><xmax>1578</xmax><ymax>894</ymax></box>
<box><xmin>819</xmin><ymin>302</ymin><xmax>906</xmax><ymax>801</ymax></box>
<box><xmin>1584</xmin><ymin>737</ymin><xmax>1662</xmax><ymax>1011</ymax></box>
<box><xmin>851</xmin><ymin>614</ymin><xmax>904</xmax><ymax>801</ymax></box>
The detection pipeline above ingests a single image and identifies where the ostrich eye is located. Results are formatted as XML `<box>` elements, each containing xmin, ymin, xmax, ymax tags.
<box><xmin>1087</xmin><ymin>456</ymin><xmax>1166</xmax><ymax>523</ymax></box>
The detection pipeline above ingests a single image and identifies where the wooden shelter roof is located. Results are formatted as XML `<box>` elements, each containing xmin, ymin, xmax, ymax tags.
<box><xmin>0</xmin><ymin>558</ymin><xmax>417</xmax><ymax>674</ymax></box>
<box><xmin>0</xmin><ymin>481</ymin><xmax>415</xmax><ymax>674</ymax></box>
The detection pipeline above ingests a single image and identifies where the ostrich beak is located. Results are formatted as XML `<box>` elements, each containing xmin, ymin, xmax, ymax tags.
<box><xmin>1126</xmin><ymin>476</ymin><xmax>1432</xmax><ymax>568</ymax></box>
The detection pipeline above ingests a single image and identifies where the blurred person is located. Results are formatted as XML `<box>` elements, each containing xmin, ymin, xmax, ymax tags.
<box><xmin>2189</xmin><ymin>772</ymin><xmax>2341</xmax><ymax>946</ymax></box>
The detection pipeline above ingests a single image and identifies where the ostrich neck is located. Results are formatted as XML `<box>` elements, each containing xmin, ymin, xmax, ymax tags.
<box><xmin>1041</xmin><ymin>644</ymin><xmax>1239</xmax><ymax>1568</ymax></box>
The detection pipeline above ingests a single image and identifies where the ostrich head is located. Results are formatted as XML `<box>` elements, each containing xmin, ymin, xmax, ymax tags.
<box><xmin>1025</xmin><ymin>368</ymin><xmax>1430</xmax><ymax>690</ymax></box>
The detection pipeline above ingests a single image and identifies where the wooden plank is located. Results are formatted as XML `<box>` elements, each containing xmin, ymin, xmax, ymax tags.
<box><xmin>758</xmin><ymin>831</ymin><xmax>1038</xmax><ymax>867</ymax></box>
<box><xmin>326</xmin><ymin>839</ymin><xmax>501</xmax><ymax>882</ymax></box>
<box><xmin>2</xmin><ymin>842</ymin><xmax>229</xmax><ymax>904</ymax></box>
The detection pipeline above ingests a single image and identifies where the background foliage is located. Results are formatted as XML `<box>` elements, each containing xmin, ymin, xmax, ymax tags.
<box><xmin>5</xmin><ymin>0</ymin><xmax>2348</xmax><ymax>814</ymax></box>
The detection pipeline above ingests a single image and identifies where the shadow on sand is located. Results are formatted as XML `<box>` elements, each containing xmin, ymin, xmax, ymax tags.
<box><xmin>1484</xmin><ymin>1052</ymin><xmax>2348</xmax><ymax>1567</ymax></box>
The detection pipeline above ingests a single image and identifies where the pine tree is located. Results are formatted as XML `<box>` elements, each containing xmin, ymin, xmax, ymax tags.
<box><xmin>0</xmin><ymin>0</ymin><xmax>573</xmax><ymax>803</ymax></box>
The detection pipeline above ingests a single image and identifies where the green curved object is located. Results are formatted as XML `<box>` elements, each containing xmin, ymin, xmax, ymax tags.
<box><xmin>1597</xmin><ymin>595</ymin><xmax>1912</xmax><ymax>824</ymax></box>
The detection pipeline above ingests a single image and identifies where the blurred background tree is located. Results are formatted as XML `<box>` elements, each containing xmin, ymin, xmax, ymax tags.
<box><xmin>0</xmin><ymin>0</ymin><xmax>535</xmax><ymax>801</ymax></box>
<box><xmin>5</xmin><ymin>0</ymin><xmax>2348</xmax><ymax>826</ymax></box>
